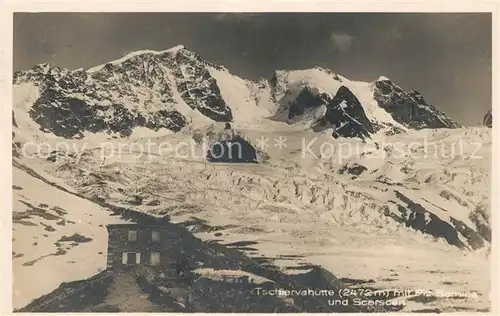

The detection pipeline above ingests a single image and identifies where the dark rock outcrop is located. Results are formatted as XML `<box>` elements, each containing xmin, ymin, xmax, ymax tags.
<box><xmin>30</xmin><ymin>90</ymin><xmax>186</xmax><ymax>138</ymax></box>
<box><xmin>449</xmin><ymin>217</ymin><xmax>485</xmax><ymax>250</ymax></box>
<box><xmin>338</xmin><ymin>163</ymin><xmax>368</xmax><ymax>176</ymax></box>
<box><xmin>287</xmin><ymin>87</ymin><xmax>328</xmax><ymax>120</ymax></box>
<box><xmin>173</xmin><ymin>50</ymin><xmax>233</xmax><ymax>122</ymax></box>
<box><xmin>393</xmin><ymin>191</ymin><xmax>486</xmax><ymax>250</ymax></box>
<box><xmin>469</xmin><ymin>207</ymin><xmax>491</xmax><ymax>242</ymax></box>
<box><xmin>12</xmin><ymin>111</ymin><xmax>18</xmax><ymax>128</ymax></box>
<box><xmin>483</xmin><ymin>110</ymin><xmax>492</xmax><ymax>127</ymax></box>
<box><xmin>322</xmin><ymin>86</ymin><xmax>374</xmax><ymax>139</ymax></box>
<box><xmin>374</xmin><ymin>79</ymin><xmax>461</xmax><ymax>129</ymax></box>
<box><xmin>207</xmin><ymin>135</ymin><xmax>258</xmax><ymax>163</ymax></box>
<box><xmin>12</xmin><ymin>133</ymin><xmax>21</xmax><ymax>158</ymax></box>
<box><xmin>14</xmin><ymin>47</ymin><xmax>234</xmax><ymax>139</ymax></box>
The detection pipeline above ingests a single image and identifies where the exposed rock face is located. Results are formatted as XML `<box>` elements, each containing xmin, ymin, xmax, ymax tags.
<box><xmin>13</xmin><ymin>111</ymin><xmax>18</xmax><ymax>127</ymax></box>
<box><xmin>338</xmin><ymin>163</ymin><xmax>368</xmax><ymax>177</ymax></box>
<box><xmin>206</xmin><ymin>134</ymin><xmax>259</xmax><ymax>163</ymax></box>
<box><xmin>287</xmin><ymin>87</ymin><xmax>328</xmax><ymax>120</ymax></box>
<box><xmin>393</xmin><ymin>191</ymin><xmax>486</xmax><ymax>250</ymax></box>
<box><xmin>14</xmin><ymin>46</ymin><xmax>461</xmax><ymax>141</ymax></box>
<box><xmin>483</xmin><ymin>110</ymin><xmax>492</xmax><ymax>127</ymax></box>
<box><xmin>373</xmin><ymin>79</ymin><xmax>461</xmax><ymax>129</ymax></box>
<box><xmin>13</xmin><ymin>46</ymin><xmax>234</xmax><ymax>139</ymax></box>
<box><xmin>270</xmin><ymin>68</ymin><xmax>459</xmax><ymax>139</ymax></box>
<box><xmin>30</xmin><ymin>91</ymin><xmax>186</xmax><ymax>138</ymax></box>
<box><xmin>324</xmin><ymin>86</ymin><xmax>374</xmax><ymax>139</ymax></box>
<box><xmin>310</xmin><ymin>86</ymin><xmax>375</xmax><ymax>139</ymax></box>
<box><xmin>172</xmin><ymin>49</ymin><xmax>233</xmax><ymax>122</ymax></box>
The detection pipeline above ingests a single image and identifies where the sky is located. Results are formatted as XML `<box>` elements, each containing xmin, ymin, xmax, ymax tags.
<box><xmin>13</xmin><ymin>13</ymin><xmax>492</xmax><ymax>126</ymax></box>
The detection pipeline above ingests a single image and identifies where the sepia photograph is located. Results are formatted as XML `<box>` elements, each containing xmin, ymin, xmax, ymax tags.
<box><xmin>7</xmin><ymin>10</ymin><xmax>496</xmax><ymax>313</ymax></box>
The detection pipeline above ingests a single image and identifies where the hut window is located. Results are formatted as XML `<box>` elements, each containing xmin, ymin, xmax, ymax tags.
<box><xmin>150</xmin><ymin>252</ymin><xmax>160</xmax><ymax>266</ymax></box>
<box><xmin>152</xmin><ymin>230</ymin><xmax>161</xmax><ymax>242</ymax></box>
<box><xmin>128</xmin><ymin>230</ymin><xmax>137</xmax><ymax>241</ymax></box>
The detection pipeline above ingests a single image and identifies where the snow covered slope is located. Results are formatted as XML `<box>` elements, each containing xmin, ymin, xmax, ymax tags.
<box><xmin>12</xmin><ymin>124</ymin><xmax>491</xmax><ymax>312</ymax></box>
<box><xmin>12</xmin><ymin>161</ymin><xmax>128</xmax><ymax>308</ymax></box>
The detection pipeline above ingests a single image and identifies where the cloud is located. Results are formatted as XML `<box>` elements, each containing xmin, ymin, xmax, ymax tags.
<box><xmin>330</xmin><ymin>32</ymin><xmax>356</xmax><ymax>54</ymax></box>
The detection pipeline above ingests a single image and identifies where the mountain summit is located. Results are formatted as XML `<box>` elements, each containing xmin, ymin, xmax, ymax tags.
<box><xmin>14</xmin><ymin>45</ymin><xmax>461</xmax><ymax>139</ymax></box>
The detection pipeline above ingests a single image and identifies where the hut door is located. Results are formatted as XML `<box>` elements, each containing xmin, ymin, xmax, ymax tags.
<box><xmin>127</xmin><ymin>252</ymin><xmax>136</xmax><ymax>264</ymax></box>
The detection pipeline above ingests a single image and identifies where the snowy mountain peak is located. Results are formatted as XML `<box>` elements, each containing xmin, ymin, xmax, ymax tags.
<box><xmin>87</xmin><ymin>44</ymin><xmax>191</xmax><ymax>73</ymax></box>
<box><xmin>268</xmin><ymin>66</ymin><xmax>460</xmax><ymax>138</ymax></box>
<box><xmin>13</xmin><ymin>45</ymin><xmax>461</xmax><ymax>140</ymax></box>
<box><xmin>376</xmin><ymin>75</ymin><xmax>390</xmax><ymax>81</ymax></box>
<box><xmin>169</xmin><ymin>44</ymin><xmax>186</xmax><ymax>51</ymax></box>
<box><xmin>27</xmin><ymin>62</ymin><xmax>60</xmax><ymax>76</ymax></box>
<box><xmin>35</xmin><ymin>62</ymin><xmax>53</xmax><ymax>72</ymax></box>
